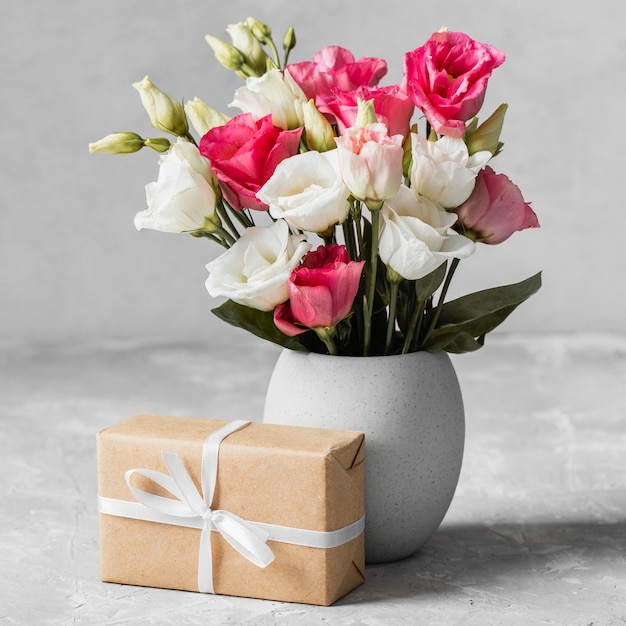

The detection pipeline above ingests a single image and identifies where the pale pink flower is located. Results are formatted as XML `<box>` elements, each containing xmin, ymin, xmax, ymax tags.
<box><xmin>335</xmin><ymin>123</ymin><xmax>404</xmax><ymax>209</ymax></box>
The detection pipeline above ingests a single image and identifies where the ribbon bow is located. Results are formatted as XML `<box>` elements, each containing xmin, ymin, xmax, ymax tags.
<box><xmin>124</xmin><ymin>420</ymin><xmax>274</xmax><ymax>594</ymax></box>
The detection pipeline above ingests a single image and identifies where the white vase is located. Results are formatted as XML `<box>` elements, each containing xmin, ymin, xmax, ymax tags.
<box><xmin>262</xmin><ymin>348</ymin><xmax>465</xmax><ymax>564</ymax></box>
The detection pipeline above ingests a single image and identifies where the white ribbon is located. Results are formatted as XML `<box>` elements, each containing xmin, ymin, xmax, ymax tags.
<box><xmin>98</xmin><ymin>419</ymin><xmax>365</xmax><ymax>594</ymax></box>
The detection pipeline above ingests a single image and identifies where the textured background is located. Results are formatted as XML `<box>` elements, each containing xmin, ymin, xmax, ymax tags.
<box><xmin>1</xmin><ymin>0</ymin><xmax>623</xmax><ymax>348</ymax></box>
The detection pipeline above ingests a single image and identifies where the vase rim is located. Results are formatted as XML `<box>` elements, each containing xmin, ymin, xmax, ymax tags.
<box><xmin>282</xmin><ymin>348</ymin><xmax>445</xmax><ymax>361</ymax></box>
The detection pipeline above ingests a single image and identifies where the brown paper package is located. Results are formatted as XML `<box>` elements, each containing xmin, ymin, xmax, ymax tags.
<box><xmin>97</xmin><ymin>414</ymin><xmax>365</xmax><ymax>606</ymax></box>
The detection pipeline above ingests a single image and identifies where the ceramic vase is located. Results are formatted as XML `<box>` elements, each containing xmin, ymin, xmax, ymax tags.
<box><xmin>262</xmin><ymin>348</ymin><xmax>465</xmax><ymax>564</ymax></box>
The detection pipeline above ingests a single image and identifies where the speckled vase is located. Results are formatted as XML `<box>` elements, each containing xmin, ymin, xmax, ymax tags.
<box><xmin>262</xmin><ymin>349</ymin><xmax>465</xmax><ymax>564</ymax></box>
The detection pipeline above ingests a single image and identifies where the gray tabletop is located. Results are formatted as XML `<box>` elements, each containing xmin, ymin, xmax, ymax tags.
<box><xmin>1</xmin><ymin>333</ymin><xmax>625</xmax><ymax>625</ymax></box>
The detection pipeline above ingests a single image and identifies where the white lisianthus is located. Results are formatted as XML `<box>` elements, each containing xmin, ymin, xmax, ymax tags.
<box><xmin>229</xmin><ymin>68</ymin><xmax>307</xmax><ymax>129</ymax></box>
<box><xmin>206</xmin><ymin>220</ymin><xmax>312</xmax><ymax>311</ymax></box>
<box><xmin>257</xmin><ymin>150</ymin><xmax>350</xmax><ymax>234</ymax></box>
<box><xmin>410</xmin><ymin>134</ymin><xmax>492</xmax><ymax>208</ymax></box>
<box><xmin>379</xmin><ymin>185</ymin><xmax>475</xmax><ymax>280</ymax></box>
<box><xmin>135</xmin><ymin>139</ymin><xmax>219</xmax><ymax>233</ymax></box>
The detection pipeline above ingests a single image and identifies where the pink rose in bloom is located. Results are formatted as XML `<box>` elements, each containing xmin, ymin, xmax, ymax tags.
<box><xmin>323</xmin><ymin>85</ymin><xmax>415</xmax><ymax>138</ymax></box>
<box><xmin>199</xmin><ymin>113</ymin><xmax>302</xmax><ymax>211</ymax></box>
<box><xmin>288</xmin><ymin>46</ymin><xmax>387</xmax><ymax>111</ymax></box>
<box><xmin>335</xmin><ymin>123</ymin><xmax>404</xmax><ymax>208</ymax></box>
<box><xmin>454</xmin><ymin>166</ymin><xmax>539</xmax><ymax>244</ymax></box>
<box><xmin>274</xmin><ymin>244</ymin><xmax>365</xmax><ymax>336</ymax></box>
<box><xmin>402</xmin><ymin>31</ymin><xmax>506</xmax><ymax>138</ymax></box>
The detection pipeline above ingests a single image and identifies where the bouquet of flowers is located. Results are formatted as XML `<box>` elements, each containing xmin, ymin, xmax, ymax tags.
<box><xmin>90</xmin><ymin>17</ymin><xmax>540</xmax><ymax>357</ymax></box>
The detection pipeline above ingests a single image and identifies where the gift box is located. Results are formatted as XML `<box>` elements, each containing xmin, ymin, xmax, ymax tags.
<box><xmin>97</xmin><ymin>414</ymin><xmax>365</xmax><ymax>606</ymax></box>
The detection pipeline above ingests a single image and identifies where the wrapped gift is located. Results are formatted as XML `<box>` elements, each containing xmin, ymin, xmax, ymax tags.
<box><xmin>97</xmin><ymin>414</ymin><xmax>365</xmax><ymax>606</ymax></box>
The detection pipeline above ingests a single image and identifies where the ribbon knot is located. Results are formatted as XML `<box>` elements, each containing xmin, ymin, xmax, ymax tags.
<box><xmin>123</xmin><ymin>420</ymin><xmax>274</xmax><ymax>594</ymax></box>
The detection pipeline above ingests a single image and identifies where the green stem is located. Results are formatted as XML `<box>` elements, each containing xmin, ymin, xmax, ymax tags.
<box><xmin>402</xmin><ymin>295</ymin><xmax>424</xmax><ymax>354</ymax></box>
<box><xmin>183</xmin><ymin>132</ymin><xmax>198</xmax><ymax>146</ymax></box>
<box><xmin>214</xmin><ymin>225</ymin><xmax>236</xmax><ymax>247</ymax></box>
<box><xmin>385</xmin><ymin>280</ymin><xmax>400</xmax><ymax>355</ymax></box>
<box><xmin>199</xmin><ymin>230</ymin><xmax>230</xmax><ymax>249</ymax></box>
<box><xmin>226</xmin><ymin>203</ymin><xmax>254</xmax><ymax>230</ymax></box>
<box><xmin>216</xmin><ymin>201</ymin><xmax>240</xmax><ymax>241</ymax></box>
<box><xmin>354</xmin><ymin>208</ymin><xmax>364</xmax><ymax>260</ymax></box>
<box><xmin>418</xmin><ymin>258</ymin><xmax>460</xmax><ymax>350</ymax></box>
<box><xmin>266</xmin><ymin>38</ymin><xmax>281</xmax><ymax>69</ymax></box>
<box><xmin>410</xmin><ymin>297</ymin><xmax>427</xmax><ymax>353</ymax></box>
<box><xmin>283</xmin><ymin>46</ymin><xmax>292</xmax><ymax>67</ymax></box>
<box><xmin>342</xmin><ymin>216</ymin><xmax>357</xmax><ymax>261</ymax></box>
<box><xmin>314</xmin><ymin>326</ymin><xmax>338</xmax><ymax>355</ymax></box>
<box><xmin>363</xmin><ymin>207</ymin><xmax>381</xmax><ymax>356</ymax></box>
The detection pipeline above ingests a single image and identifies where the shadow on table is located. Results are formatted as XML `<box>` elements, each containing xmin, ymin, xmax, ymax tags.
<box><xmin>340</xmin><ymin>519</ymin><xmax>626</xmax><ymax>603</ymax></box>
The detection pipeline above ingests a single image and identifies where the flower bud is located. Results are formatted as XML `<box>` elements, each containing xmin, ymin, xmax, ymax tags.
<box><xmin>302</xmin><ymin>99</ymin><xmax>336</xmax><ymax>152</ymax></box>
<box><xmin>205</xmin><ymin>34</ymin><xmax>247</xmax><ymax>76</ymax></box>
<box><xmin>283</xmin><ymin>26</ymin><xmax>296</xmax><ymax>54</ymax></box>
<box><xmin>465</xmin><ymin>103</ymin><xmax>508</xmax><ymax>156</ymax></box>
<box><xmin>132</xmin><ymin>76</ymin><xmax>189</xmax><ymax>137</ymax></box>
<box><xmin>246</xmin><ymin>17</ymin><xmax>272</xmax><ymax>43</ymax></box>
<box><xmin>184</xmin><ymin>97</ymin><xmax>230</xmax><ymax>136</ymax></box>
<box><xmin>226</xmin><ymin>21</ymin><xmax>269</xmax><ymax>76</ymax></box>
<box><xmin>88</xmin><ymin>132</ymin><xmax>145</xmax><ymax>154</ymax></box>
<box><xmin>355</xmin><ymin>98</ymin><xmax>378</xmax><ymax>128</ymax></box>
<box><xmin>144</xmin><ymin>137</ymin><xmax>171</xmax><ymax>153</ymax></box>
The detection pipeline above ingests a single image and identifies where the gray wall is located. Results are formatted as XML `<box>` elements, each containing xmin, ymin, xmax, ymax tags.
<box><xmin>1</xmin><ymin>1</ymin><xmax>622</xmax><ymax>348</ymax></box>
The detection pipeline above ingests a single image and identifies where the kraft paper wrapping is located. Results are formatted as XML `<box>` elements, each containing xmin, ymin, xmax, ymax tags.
<box><xmin>97</xmin><ymin>414</ymin><xmax>365</xmax><ymax>606</ymax></box>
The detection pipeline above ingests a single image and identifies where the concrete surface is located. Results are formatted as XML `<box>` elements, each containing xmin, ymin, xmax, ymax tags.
<box><xmin>1</xmin><ymin>332</ymin><xmax>625</xmax><ymax>625</ymax></box>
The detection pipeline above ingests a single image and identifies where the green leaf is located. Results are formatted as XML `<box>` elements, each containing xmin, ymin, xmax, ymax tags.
<box><xmin>425</xmin><ymin>331</ymin><xmax>486</xmax><ymax>353</ymax></box>
<box><xmin>415</xmin><ymin>263</ymin><xmax>447</xmax><ymax>303</ymax></box>
<box><xmin>465</xmin><ymin>103</ymin><xmax>508</xmax><ymax>156</ymax></box>
<box><xmin>422</xmin><ymin>272</ymin><xmax>542</xmax><ymax>353</ymax></box>
<box><xmin>211</xmin><ymin>300</ymin><xmax>309</xmax><ymax>351</ymax></box>
<box><xmin>439</xmin><ymin>272</ymin><xmax>541</xmax><ymax>325</ymax></box>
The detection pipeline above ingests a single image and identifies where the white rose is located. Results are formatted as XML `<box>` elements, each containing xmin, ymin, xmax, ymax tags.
<box><xmin>135</xmin><ymin>140</ymin><xmax>218</xmax><ymax>233</ymax></box>
<box><xmin>410</xmin><ymin>134</ymin><xmax>491</xmax><ymax>208</ymax></box>
<box><xmin>206</xmin><ymin>220</ymin><xmax>311</xmax><ymax>311</ymax></box>
<box><xmin>379</xmin><ymin>185</ymin><xmax>475</xmax><ymax>280</ymax></box>
<box><xmin>229</xmin><ymin>68</ymin><xmax>307</xmax><ymax>130</ymax></box>
<box><xmin>257</xmin><ymin>150</ymin><xmax>350</xmax><ymax>234</ymax></box>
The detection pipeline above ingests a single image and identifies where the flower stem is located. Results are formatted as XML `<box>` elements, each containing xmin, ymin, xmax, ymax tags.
<box><xmin>197</xmin><ymin>230</ymin><xmax>230</xmax><ymax>249</ymax></box>
<box><xmin>418</xmin><ymin>258</ymin><xmax>460</xmax><ymax>349</ymax></box>
<box><xmin>216</xmin><ymin>201</ymin><xmax>240</xmax><ymax>241</ymax></box>
<box><xmin>342</xmin><ymin>214</ymin><xmax>357</xmax><ymax>261</ymax></box>
<box><xmin>214</xmin><ymin>224</ymin><xmax>236</xmax><ymax>247</ymax></box>
<box><xmin>363</xmin><ymin>206</ymin><xmax>381</xmax><ymax>356</ymax></box>
<box><xmin>402</xmin><ymin>294</ymin><xmax>424</xmax><ymax>354</ymax></box>
<box><xmin>266</xmin><ymin>38</ymin><xmax>281</xmax><ymax>69</ymax></box>
<box><xmin>385</xmin><ymin>279</ymin><xmax>400</xmax><ymax>355</ymax></box>
<box><xmin>314</xmin><ymin>326</ymin><xmax>338</xmax><ymax>355</ymax></box>
<box><xmin>183</xmin><ymin>131</ymin><xmax>198</xmax><ymax>146</ymax></box>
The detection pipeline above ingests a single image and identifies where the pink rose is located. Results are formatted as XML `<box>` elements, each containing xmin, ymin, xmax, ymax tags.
<box><xmin>402</xmin><ymin>31</ymin><xmax>505</xmax><ymax>138</ymax></box>
<box><xmin>322</xmin><ymin>85</ymin><xmax>415</xmax><ymax>138</ymax></box>
<box><xmin>454</xmin><ymin>166</ymin><xmax>539</xmax><ymax>244</ymax></box>
<box><xmin>288</xmin><ymin>46</ymin><xmax>387</xmax><ymax>111</ymax></box>
<box><xmin>199</xmin><ymin>113</ymin><xmax>302</xmax><ymax>211</ymax></box>
<box><xmin>274</xmin><ymin>244</ymin><xmax>365</xmax><ymax>336</ymax></box>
